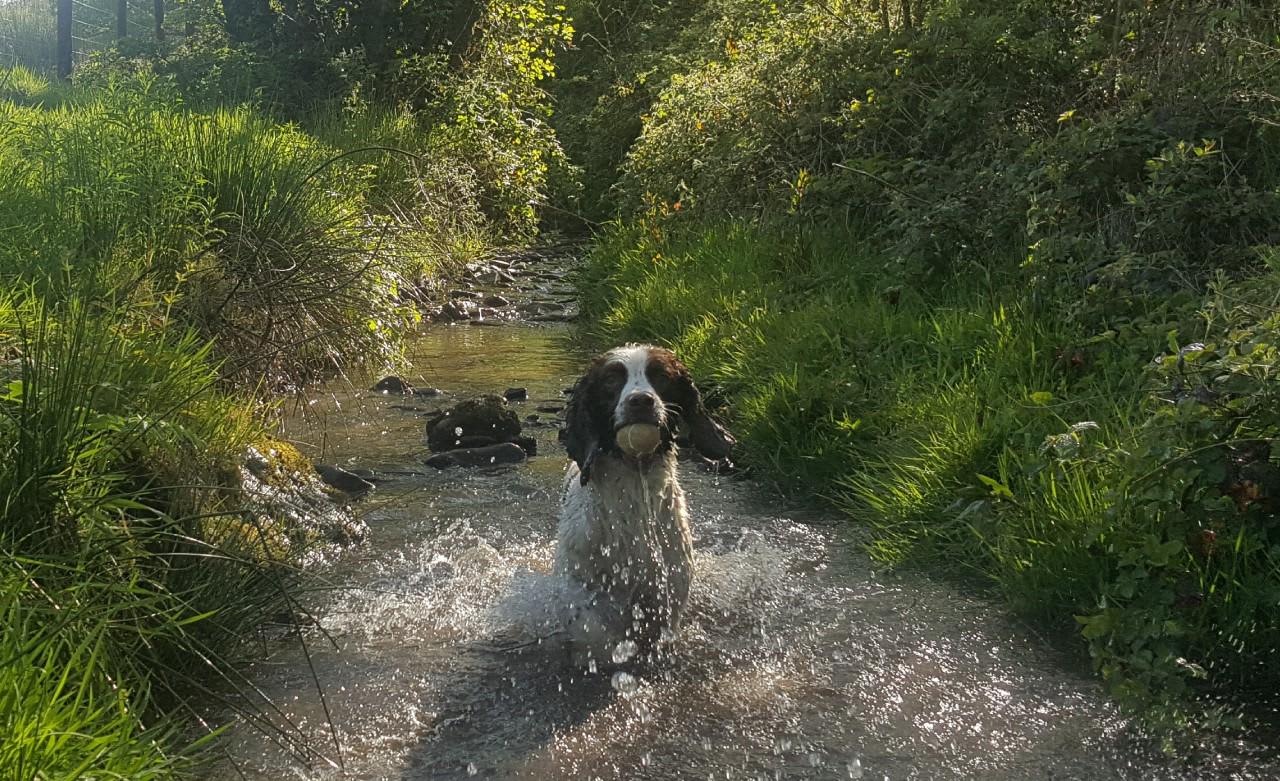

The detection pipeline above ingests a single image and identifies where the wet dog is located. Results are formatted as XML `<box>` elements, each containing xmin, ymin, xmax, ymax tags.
<box><xmin>555</xmin><ymin>344</ymin><xmax>733</xmax><ymax>666</ymax></box>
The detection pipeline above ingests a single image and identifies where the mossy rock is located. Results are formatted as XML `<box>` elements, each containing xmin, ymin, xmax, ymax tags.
<box><xmin>426</xmin><ymin>395</ymin><xmax>522</xmax><ymax>452</ymax></box>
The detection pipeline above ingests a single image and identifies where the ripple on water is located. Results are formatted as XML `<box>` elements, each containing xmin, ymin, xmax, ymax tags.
<box><xmin>204</xmin><ymin>324</ymin><xmax>1280</xmax><ymax>781</ymax></box>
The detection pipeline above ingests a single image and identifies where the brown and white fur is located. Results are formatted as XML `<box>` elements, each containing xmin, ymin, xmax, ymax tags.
<box><xmin>555</xmin><ymin>344</ymin><xmax>733</xmax><ymax>666</ymax></box>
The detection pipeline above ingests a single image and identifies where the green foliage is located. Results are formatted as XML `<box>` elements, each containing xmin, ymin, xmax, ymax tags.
<box><xmin>1074</xmin><ymin>284</ymin><xmax>1280</xmax><ymax>711</ymax></box>
<box><xmin>0</xmin><ymin>76</ymin><xmax>411</xmax><ymax>387</ymax></box>
<box><xmin>569</xmin><ymin>0</ymin><xmax>1279</xmax><ymax>285</ymax></box>
<box><xmin>0</xmin><ymin>291</ymin><xmax>300</xmax><ymax>778</ymax></box>
<box><xmin>580</xmin><ymin>220</ymin><xmax>1280</xmax><ymax>725</ymax></box>
<box><xmin>426</xmin><ymin>0</ymin><xmax>576</xmax><ymax>238</ymax></box>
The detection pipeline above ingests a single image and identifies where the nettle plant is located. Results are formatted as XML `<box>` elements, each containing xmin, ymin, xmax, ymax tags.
<box><xmin>1081</xmin><ymin>311</ymin><xmax>1280</xmax><ymax>713</ymax></box>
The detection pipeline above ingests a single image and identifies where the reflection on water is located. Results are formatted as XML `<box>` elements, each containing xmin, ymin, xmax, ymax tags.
<box><xmin>206</xmin><ymin>323</ymin><xmax>1280</xmax><ymax>781</ymax></box>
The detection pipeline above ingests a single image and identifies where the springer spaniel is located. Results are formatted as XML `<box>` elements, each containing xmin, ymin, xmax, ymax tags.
<box><xmin>555</xmin><ymin>344</ymin><xmax>734</xmax><ymax>666</ymax></box>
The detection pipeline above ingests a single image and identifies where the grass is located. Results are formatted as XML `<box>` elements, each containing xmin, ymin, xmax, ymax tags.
<box><xmin>0</xmin><ymin>290</ymin><xmax>314</xmax><ymax>777</ymax></box>
<box><xmin>579</xmin><ymin>219</ymin><xmax>1280</xmax><ymax>724</ymax></box>
<box><xmin>0</xmin><ymin>72</ymin><xmax>416</xmax><ymax>388</ymax></box>
<box><xmin>0</xmin><ymin>62</ymin><xmax>512</xmax><ymax>774</ymax></box>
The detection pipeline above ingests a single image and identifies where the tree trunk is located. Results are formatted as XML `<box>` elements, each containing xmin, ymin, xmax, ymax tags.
<box><xmin>155</xmin><ymin>0</ymin><xmax>165</xmax><ymax>39</ymax></box>
<box><xmin>117</xmin><ymin>0</ymin><xmax>128</xmax><ymax>39</ymax></box>
<box><xmin>57</xmin><ymin>0</ymin><xmax>72</xmax><ymax>78</ymax></box>
<box><xmin>878</xmin><ymin>0</ymin><xmax>890</xmax><ymax>32</ymax></box>
<box><xmin>900</xmin><ymin>0</ymin><xmax>913</xmax><ymax>31</ymax></box>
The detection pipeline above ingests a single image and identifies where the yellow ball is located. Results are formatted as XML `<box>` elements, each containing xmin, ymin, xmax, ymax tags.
<box><xmin>616</xmin><ymin>423</ymin><xmax>662</xmax><ymax>456</ymax></box>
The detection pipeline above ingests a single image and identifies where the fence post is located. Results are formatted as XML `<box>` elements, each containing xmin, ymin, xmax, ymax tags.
<box><xmin>117</xmin><ymin>0</ymin><xmax>128</xmax><ymax>39</ymax></box>
<box><xmin>57</xmin><ymin>0</ymin><xmax>72</xmax><ymax>78</ymax></box>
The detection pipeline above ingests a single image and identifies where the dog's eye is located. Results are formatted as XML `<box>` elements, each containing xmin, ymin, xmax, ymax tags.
<box><xmin>601</xmin><ymin>363</ymin><xmax>626</xmax><ymax>388</ymax></box>
<box><xmin>645</xmin><ymin>361</ymin><xmax>678</xmax><ymax>391</ymax></box>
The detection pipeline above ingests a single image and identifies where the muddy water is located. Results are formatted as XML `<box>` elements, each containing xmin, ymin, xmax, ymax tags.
<box><xmin>206</xmin><ymin>322</ymin><xmax>1279</xmax><ymax>781</ymax></box>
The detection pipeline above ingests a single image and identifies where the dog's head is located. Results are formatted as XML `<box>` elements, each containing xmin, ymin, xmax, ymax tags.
<box><xmin>562</xmin><ymin>344</ymin><xmax>734</xmax><ymax>484</ymax></box>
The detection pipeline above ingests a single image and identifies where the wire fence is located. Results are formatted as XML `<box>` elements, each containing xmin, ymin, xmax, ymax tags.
<box><xmin>0</xmin><ymin>0</ymin><xmax>191</xmax><ymax>74</ymax></box>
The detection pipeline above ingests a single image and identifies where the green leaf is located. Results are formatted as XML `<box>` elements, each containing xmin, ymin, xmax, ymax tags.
<box><xmin>976</xmin><ymin>473</ymin><xmax>1014</xmax><ymax>500</ymax></box>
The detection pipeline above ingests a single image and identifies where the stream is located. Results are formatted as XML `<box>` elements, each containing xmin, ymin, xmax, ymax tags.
<box><xmin>204</xmin><ymin>259</ymin><xmax>1280</xmax><ymax>781</ymax></box>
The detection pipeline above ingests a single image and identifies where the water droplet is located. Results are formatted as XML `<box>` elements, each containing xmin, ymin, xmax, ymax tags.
<box><xmin>467</xmin><ymin>762</ymin><xmax>478</xmax><ymax>776</ymax></box>
<box><xmin>611</xmin><ymin>670</ymin><xmax>639</xmax><ymax>695</ymax></box>
<box><xmin>588</xmin><ymin>658</ymin><xmax>598</xmax><ymax>674</ymax></box>
<box><xmin>454</xmin><ymin>426</ymin><xmax>464</xmax><ymax>436</ymax></box>
<box><xmin>846</xmin><ymin>758</ymin><xmax>863</xmax><ymax>779</ymax></box>
<box><xmin>612</xmin><ymin>640</ymin><xmax>639</xmax><ymax>664</ymax></box>
<box><xmin>632</xmin><ymin>701</ymin><xmax>652</xmax><ymax>723</ymax></box>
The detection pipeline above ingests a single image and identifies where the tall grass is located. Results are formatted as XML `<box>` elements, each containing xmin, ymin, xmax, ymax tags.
<box><xmin>0</xmin><ymin>289</ymin><xmax>312</xmax><ymax>776</ymax></box>
<box><xmin>0</xmin><ymin>76</ymin><xmax>412</xmax><ymax>387</ymax></box>
<box><xmin>579</xmin><ymin>220</ymin><xmax>1280</xmax><ymax>722</ymax></box>
<box><xmin>0</xmin><ymin>0</ymin><xmax>57</xmax><ymax>72</ymax></box>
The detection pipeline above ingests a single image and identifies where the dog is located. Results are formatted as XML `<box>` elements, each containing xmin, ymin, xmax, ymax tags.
<box><xmin>554</xmin><ymin>344</ymin><xmax>734</xmax><ymax>666</ymax></box>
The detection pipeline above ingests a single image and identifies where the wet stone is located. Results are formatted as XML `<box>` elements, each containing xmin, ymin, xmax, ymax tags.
<box><xmin>412</xmin><ymin>387</ymin><xmax>444</xmax><ymax>397</ymax></box>
<box><xmin>529</xmin><ymin>312</ymin><xmax>578</xmax><ymax>323</ymax></box>
<box><xmin>426</xmin><ymin>395</ymin><xmax>523</xmax><ymax>452</ymax></box>
<box><xmin>371</xmin><ymin>376</ymin><xmax>412</xmax><ymax>394</ymax></box>
<box><xmin>536</xmin><ymin>404</ymin><xmax>564</xmax><ymax>414</ymax></box>
<box><xmin>423</xmin><ymin>442</ymin><xmax>527</xmax><ymax>469</ymax></box>
<box><xmin>315</xmin><ymin>464</ymin><xmax>376</xmax><ymax>496</ymax></box>
<box><xmin>455</xmin><ymin>434</ymin><xmax>502</xmax><ymax>449</ymax></box>
<box><xmin>504</xmin><ymin>387</ymin><xmax>529</xmax><ymax>401</ymax></box>
<box><xmin>513</xmin><ymin>435</ymin><xmax>538</xmax><ymax>457</ymax></box>
<box><xmin>439</xmin><ymin>300</ymin><xmax>477</xmax><ymax>322</ymax></box>
<box><xmin>483</xmin><ymin>294</ymin><xmax>511</xmax><ymax>308</ymax></box>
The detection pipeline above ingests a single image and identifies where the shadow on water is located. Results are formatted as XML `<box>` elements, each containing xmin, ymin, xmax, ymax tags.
<box><xmin>203</xmin><ymin>322</ymin><xmax>1280</xmax><ymax>781</ymax></box>
<box><xmin>396</xmin><ymin>643</ymin><xmax>615</xmax><ymax>780</ymax></box>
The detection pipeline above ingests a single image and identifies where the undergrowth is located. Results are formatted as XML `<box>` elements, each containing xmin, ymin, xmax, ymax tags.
<box><xmin>580</xmin><ymin>217</ymin><xmax>1280</xmax><ymax>728</ymax></box>
<box><xmin>566</xmin><ymin>0</ymin><xmax>1280</xmax><ymax>725</ymax></box>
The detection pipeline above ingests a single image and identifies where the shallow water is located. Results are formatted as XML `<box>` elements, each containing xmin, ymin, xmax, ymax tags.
<box><xmin>206</xmin><ymin>322</ymin><xmax>1280</xmax><ymax>781</ymax></box>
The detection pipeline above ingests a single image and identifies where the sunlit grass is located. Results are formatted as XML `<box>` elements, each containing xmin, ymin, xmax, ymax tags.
<box><xmin>578</xmin><ymin>220</ymin><xmax>1280</xmax><ymax>721</ymax></box>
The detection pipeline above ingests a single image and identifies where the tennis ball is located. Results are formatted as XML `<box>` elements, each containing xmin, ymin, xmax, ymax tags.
<box><xmin>616</xmin><ymin>423</ymin><xmax>662</xmax><ymax>456</ymax></box>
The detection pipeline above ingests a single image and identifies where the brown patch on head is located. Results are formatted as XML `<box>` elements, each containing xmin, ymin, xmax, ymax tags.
<box><xmin>643</xmin><ymin>347</ymin><xmax>734</xmax><ymax>461</ymax></box>
<box><xmin>562</xmin><ymin>345</ymin><xmax>735</xmax><ymax>483</ymax></box>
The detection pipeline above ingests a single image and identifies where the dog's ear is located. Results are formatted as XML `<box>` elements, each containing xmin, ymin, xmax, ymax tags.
<box><xmin>671</xmin><ymin>367</ymin><xmax>735</xmax><ymax>461</ymax></box>
<box><xmin>563</xmin><ymin>359</ymin><xmax>604</xmax><ymax>484</ymax></box>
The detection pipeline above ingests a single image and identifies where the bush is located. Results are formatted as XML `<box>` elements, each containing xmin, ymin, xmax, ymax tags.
<box><xmin>579</xmin><ymin>220</ymin><xmax>1280</xmax><ymax>723</ymax></box>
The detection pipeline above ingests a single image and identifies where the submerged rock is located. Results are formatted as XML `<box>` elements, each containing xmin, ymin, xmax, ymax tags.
<box><xmin>315</xmin><ymin>464</ymin><xmax>376</xmax><ymax>496</ymax></box>
<box><xmin>504</xmin><ymin>387</ymin><xmax>528</xmax><ymax>401</ymax></box>
<box><xmin>423</xmin><ymin>442</ymin><xmax>527</xmax><ymax>469</ymax></box>
<box><xmin>426</xmin><ymin>395</ymin><xmax>523</xmax><ymax>452</ymax></box>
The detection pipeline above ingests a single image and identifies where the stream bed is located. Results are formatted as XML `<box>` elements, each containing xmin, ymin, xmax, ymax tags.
<box><xmin>204</xmin><ymin>315</ymin><xmax>1280</xmax><ymax>780</ymax></box>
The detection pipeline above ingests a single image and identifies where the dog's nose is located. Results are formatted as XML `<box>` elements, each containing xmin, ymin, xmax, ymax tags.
<box><xmin>626</xmin><ymin>392</ymin><xmax>656</xmax><ymax>410</ymax></box>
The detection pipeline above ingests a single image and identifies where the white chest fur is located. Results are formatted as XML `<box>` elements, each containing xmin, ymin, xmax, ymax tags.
<box><xmin>555</xmin><ymin>451</ymin><xmax>693</xmax><ymax>656</ymax></box>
